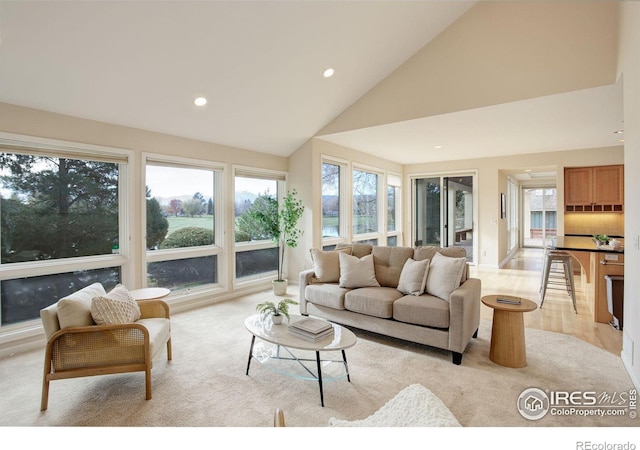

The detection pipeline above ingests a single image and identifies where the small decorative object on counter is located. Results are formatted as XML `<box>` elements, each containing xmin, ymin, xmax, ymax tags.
<box><xmin>593</xmin><ymin>234</ymin><xmax>609</xmax><ymax>247</ymax></box>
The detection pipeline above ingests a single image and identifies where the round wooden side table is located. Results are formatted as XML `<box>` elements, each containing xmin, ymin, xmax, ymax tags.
<box><xmin>128</xmin><ymin>287</ymin><xmax>171</xmax><ymax>301</ymax></box>
<box><xmin>481</xmin><ymin>294</ymin><xmax>537</xmax><ymax>368</ymax></box>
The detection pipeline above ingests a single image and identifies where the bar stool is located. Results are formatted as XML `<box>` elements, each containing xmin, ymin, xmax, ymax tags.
<box><xmin>540</xmin><ymin>249</ymin><xmax>577</xmax><ymax>313</ymax></box>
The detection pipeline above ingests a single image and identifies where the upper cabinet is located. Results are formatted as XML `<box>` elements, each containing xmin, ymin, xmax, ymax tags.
<box><xmin>564</xmin><ymin>165</ymin><xmax>624</xmax><ymax>212</ymax></box>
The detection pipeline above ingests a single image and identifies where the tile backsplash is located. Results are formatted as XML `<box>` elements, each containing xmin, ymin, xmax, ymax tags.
<box><xmin>564</xmin><ymin>213</ymin><xmax>624</xmax><ymax>237</ymax></box>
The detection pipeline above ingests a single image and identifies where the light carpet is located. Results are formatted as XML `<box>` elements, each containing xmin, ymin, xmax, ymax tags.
<box><xmin>0</xmin><ymin>289</ymin><xmax>636</xmax><ymax>427</ymax></box>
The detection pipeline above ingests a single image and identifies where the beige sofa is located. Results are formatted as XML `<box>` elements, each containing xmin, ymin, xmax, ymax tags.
<box><xmin>299</xmin><ymin>245</ymin><xmax>481</xmax><ymax>364</ymax></box>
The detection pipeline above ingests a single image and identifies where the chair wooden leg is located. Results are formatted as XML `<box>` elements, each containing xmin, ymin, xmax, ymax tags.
<box><xmin>145</xmin><ymin>367</ymin><xmax>152</xmax><ymax>400</ymax></box>
<box><xmin>41</xmin><ymin>376</ymin><xmax>50</xmax><ymax>411</ymax></box>
<box><xmin>167</xmin><ymin>338</ymin><xmax>172</xmax><ymax>361</ymax></box>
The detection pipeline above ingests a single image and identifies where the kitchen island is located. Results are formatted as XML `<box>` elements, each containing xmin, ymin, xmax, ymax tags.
<box><xmin>548</xmin><ymin>236</ymin><xmax>624</xmax><ymax>324</ymax></box>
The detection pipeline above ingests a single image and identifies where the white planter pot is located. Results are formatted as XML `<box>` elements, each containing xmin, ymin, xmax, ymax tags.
<box><xmin>272</xmin><ymin>279</ymin><xmax>288</xmax><ymax>296</ymax></box>
<box><xmin>271</xmin><ymin>314</ymin><xmax>284</xmax><ymax>325</ymax></box>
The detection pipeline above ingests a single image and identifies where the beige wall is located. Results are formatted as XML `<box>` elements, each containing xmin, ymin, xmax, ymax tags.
<box><xmin>319</xmin><ymin>1</ymin><xmax>618</xmax><ymax>136</ymax></box>
<box><xmin>618</xmin><ymin>2</ymin><xmax>640</xmax><ymax>388</ymax></box>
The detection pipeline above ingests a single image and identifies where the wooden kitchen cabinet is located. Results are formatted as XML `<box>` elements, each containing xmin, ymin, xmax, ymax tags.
<box><xmin>565</xmin><ymin>165</ymin><xmax>624</xmax><ymax>212</ymax></box>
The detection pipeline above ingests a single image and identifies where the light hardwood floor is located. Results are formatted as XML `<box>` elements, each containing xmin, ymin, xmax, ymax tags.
<box><xmin>471</xmin><ymin>248</ymin><xmax>622</xmax><ymax>355</ymax></box>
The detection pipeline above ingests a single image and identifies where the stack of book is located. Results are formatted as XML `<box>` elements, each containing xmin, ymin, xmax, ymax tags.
<box><xmin>496</xmin><ymin>297</ymin><xmax>521</xmax><ymax>305</ymax></box>
<box><xmin>289</xmin><ymin>317</ymin><xmax>334</xmax><ymax>342</ymax></box>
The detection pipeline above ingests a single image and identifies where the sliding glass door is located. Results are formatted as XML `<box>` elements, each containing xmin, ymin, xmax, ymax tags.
<box><xmin>413</xmin><ymin>175</ymin><xmax>474</xmax><ymax>262</ymax></box>
<box><xmin>522</xmin><ymin>187</ymin><xmax>557</xmax><ymax>248</ymax></box>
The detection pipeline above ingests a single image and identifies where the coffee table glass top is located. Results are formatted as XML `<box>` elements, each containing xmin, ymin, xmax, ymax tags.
<box><xmin>245</xmin><ymin>314</ymin><xmax>356</xmax><ymax>383</ymax></box>
<box><xmin>244</xmin><ymin>314</ymin><xmax>357</xmax><ymax>351</ymax></box>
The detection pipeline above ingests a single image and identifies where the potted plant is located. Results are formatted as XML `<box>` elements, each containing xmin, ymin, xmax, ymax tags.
<box><xmin>593</xmin><ymin>234</ymin><xmax>609</xmax><ymax>247</ymax></box>
<box><xmin>252</xmin><ymin>189</ymin><xmax>305</xmax><ymax>295</ymax></box>
<box><xmin>256</xmin><ymin>298</ymin><xmax>299</xmax><ymax>324</ymax></box>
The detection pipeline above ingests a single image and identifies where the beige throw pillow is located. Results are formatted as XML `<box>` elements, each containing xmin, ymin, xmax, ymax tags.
<box><xmin>338</xmin><ymin>253</ymin><xmax>380</xmax><ymax>289</ymax></box>
<box><xmin>425</xmin><ymin>252</ymin><xmax>466</xmax><ymax>302</ymax></box>
<box><xmin>91</xmin><ymin>284</ymin><xmax>141</xmax><ymax>325</ymax></box>
<box><xmin>57</xmin><ymin>282</ymin><xmax>106</xmax><ymax>328</ymax></box>
<box><xmin>310</xmin><ymin>247</ymin><xmax>351</xmax><ymax>283</ymax></box>
<box><xmin>397</xmin><ymin>258</ymin><xmax>430</xmax><ymax>296</ymax></box>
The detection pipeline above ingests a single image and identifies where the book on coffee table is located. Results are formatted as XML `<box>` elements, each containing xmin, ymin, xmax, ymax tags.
<box><xmin>288</xmin><ymin>326</ymin><xmax>334</xmax><ymax>342</ymax></box>
<box><xmin>289</xmin><ymin>317</ymin><xmax>332</xmax><ymax>334</ymax></box>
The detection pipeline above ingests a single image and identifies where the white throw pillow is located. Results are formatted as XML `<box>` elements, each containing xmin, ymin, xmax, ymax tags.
<box><xmin>397</xmin><ymin>258</ymin><xmax>430</xmax><ymax>296</ymax></box>
<box><xmin>425</xmin><ymin>252</ymin><xmax>467</xmax><ymax>302</ymax></box>
<box><xmin>338</xmin><ymin>253</ymin><xmax>380</xmax><ymax>289</ymax></box>
<box><xmin>310</xmin><ymin>247</ymin><xmax>351</xmax><ymax>283</ymax></box>
<box><xmin>91</xmin><ymin>284</ymin><xmax>141</xmax><ymax>325</ymax></box>
<box><xmin>57</xmin><ymin>282</ymin><xmax>106</xmax><ymax>328</ymax></box>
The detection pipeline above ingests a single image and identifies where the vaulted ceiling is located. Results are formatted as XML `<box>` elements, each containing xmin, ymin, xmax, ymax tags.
<box><xmin>0</xmin><ymin>1</ymin><xmax>623</xmax><ymax>168</ymax></box>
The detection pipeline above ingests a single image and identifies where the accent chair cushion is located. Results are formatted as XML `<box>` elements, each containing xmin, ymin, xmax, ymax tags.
<box><xmin>91</xmin><ymin>284</ymin><xmax>141</xmax><ymax>325</ymax></box>
<box><xmin>338</xmin><ymin>253</ymin><xmax>380</xmax><ymax>289</ymax></box>
<box><xmin>310</xmin><ymin>247</ymin><xmax>352</xmax><ymax>283</ymax></box>
<box><xmin>56</xmin><ymin>282</ymin><xmax>106</xmax><ymax>329</ymax></box>
<box><xmin>397</xmin><ymin>258</ymin><xmax>430</xmax><ymax>296</ymax></box>
<box><xmin>425</xmin><ymin>252</ymin><xmax>466</xmax><ymax>302</ymax></box>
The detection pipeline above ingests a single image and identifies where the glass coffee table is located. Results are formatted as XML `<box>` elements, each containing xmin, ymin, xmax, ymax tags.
<box><xmin>244</xmin><ymin>314</ymin><xmax>357</xmax><ymax>407</ymax></box>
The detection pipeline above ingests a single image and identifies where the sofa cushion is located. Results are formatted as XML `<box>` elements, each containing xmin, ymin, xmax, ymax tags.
<box><xmin>310</xmin><ymin>247</ymin><xmax>352</xmax><ymax>283</ymax></box>
<box><xmin>305</xmin><ymin>284</ymin><xmax>351</xmax><ymax>310</ymax></box>
<box><xmin>91</xmin><ymin>284</ymin><xmax>141</xmax><ymax>325</ymax></box>
<box><xmin>345</xmin><ymin>287</ymin><xmax>404</xmax><ymax>318</ymax></box>
<box><xmin>336</xmin><ymin>243</ymin><xmax>373</xmax><ymax>258</ymax></box>
<box><xmin>339</xmin><ymin>253</ymin><xmax>380</xmax><ymax>289</ymax></box>
<box><xmin>57</xmin><ymin>282</ymin><xmax>106</xmax><ymax>329</ymax></box>
<box><xmin>425</xmin><ymin>252</ymin><xmax>467</xmax><ymax>302</ymax></box>
<box><xmin>372</xmin><ymin>246</ymin><xmax>415</xmax><ymax>288</ymax></box>
<box><xmin>397</xmin><ymin>258</ymin><xmax>430</xmax><ymax>296</ymax></box>
<box><xmin>414</xmin><ymin>246</ymin><xmax>468</xmax><ymax>283</ymax></box>
<box><xmin>393</xmin><ymin>294</ymin><xmax>450</xmax><ymax>329</ymax></box>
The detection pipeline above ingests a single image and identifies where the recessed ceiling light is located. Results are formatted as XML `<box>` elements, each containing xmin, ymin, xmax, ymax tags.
<box><xmin>194</xmin><ymin>97</ymin><xmax>207</xmax><ymax>107</ymax></box>
<box><xmin>434</xmin><ymin>145</ymin><xmax>442</xmax><ymax>149</ymax></box>
<box><xmin>323</xmin><ymin>68</ymin><xmax>335</xmax><ymax>78</ymax></box>
<box><xmin>614</xmin><ymin>130</ymin><xmax>624</xmax><ymax>134</ymax></box>
<box><xmin>525</xmin><ymin>169</ymin><xmax>532</xmax><ymax>172</ymax></box>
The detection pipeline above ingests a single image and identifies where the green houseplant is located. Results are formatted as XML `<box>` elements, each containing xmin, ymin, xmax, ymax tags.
<box><xmin>252</xmin><ymin>189</ymin><xmax>305</xmax><ymax>295</ymax></box>
<box><xmin>256</xmin><ymin>298</ymin><xmax>299</xmax><ymax>324</ymax></box>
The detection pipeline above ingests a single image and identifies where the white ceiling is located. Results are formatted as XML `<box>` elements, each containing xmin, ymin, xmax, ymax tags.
<box><xmin>0</xmin><ymin>1</ymin><xmax>624</xmax><ymax>171</ymax></box>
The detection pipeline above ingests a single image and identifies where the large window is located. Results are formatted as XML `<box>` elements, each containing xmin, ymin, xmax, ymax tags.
<box><xmin>387</xmin><ymin>172</ymin><xmax>402</xmax><ymax>246</ymax></box>
<box><xmin>145</xmin><ymin>159</ymin><xmax>222</xmax><ymax>291</ymax></box>
<box><xmin>0</xmin><ymin>141</ymin><xmax>129</xmax><ymax>327</ymax></box>
<box><xmin>234</xmin><ymin>171</ymin><xmax>283</xmax><ymax>282</ymax></box>
<box><xmin>353</xmin><ymin>168</ymin><xmax>381</xmax><ymax>242</ymax></box>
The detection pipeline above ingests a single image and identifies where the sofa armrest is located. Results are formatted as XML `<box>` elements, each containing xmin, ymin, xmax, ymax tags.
<box><xmin>299</xmin><ymin>269</ymin><xmax>316</xmax><ymax>315</ymax></box>
<box><xmin>447</xmin><ymin>277</ymin><xmax>481</xmax><ymax>353</ymax></box>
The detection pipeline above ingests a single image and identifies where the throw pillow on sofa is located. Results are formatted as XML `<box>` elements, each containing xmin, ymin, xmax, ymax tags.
<box><xmin>425</xmin><ymin>252</ymin><xmax>466</xmax><ymax>301</ymax></box>
<box><xmin>310</xmin><ymin>247</ymin><xmax>352</xmax><ymax>283</ymax></box>
<box><xmin>397</xmin><ymin>258</ymin><xmax>430</xmax><ymax>296</ymax></box>
<box><xmin>339</xmin><ymin>253</ymin><xmax>381</xmax><ymax>289</ymax></box>
<box><xmin>91</xmin><ymin>284</ymin><xmax>141</xmax><ymax>325</ymax></box>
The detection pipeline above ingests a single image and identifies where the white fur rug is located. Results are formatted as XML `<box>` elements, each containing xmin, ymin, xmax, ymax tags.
<box><xmin>328</xmin><ymin>383</ymin><xmax>461</xmax><ymax>427</ymax></box>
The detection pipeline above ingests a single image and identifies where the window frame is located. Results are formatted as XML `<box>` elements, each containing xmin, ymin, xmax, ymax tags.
<box><xmin>142</xmin><ymin>154</ymin><xmax>226</xmax><ymax>295</ymax></box>
<box><xmin>352</xmin><ymin>163</ymin><xmax>384</xmax><ymax>244</ymax></box>
<box><xmin>321</xmin><ymin>157</ymin><xmax>348</xmax><ymax>249</ymax></box>
<box><xmin>386</xmin><ymin>171</ymin><xmax>402</xmax><ymax>246</ymax></box>
<box><xmin>0</xmin><ymin>131</ymin><xmax>133</xmax><ymax>335</ymax></box>
<box><xmin>232</xmin><ymin>165</ymin><xmax>287</xmax><ymax>287</ymax></box>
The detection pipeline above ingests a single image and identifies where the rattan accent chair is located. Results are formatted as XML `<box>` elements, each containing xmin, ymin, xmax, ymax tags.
<box><xmin>39</xmin><ymin>283</ymin><xmax>172</xmax><ymax>411</ymax></box>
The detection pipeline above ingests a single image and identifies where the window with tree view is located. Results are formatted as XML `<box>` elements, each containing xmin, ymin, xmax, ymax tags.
<box><xmin>145</xmin><ymin>164</ymin><xmax>218</xmax><ymax>290</ymax></box>
<box><xmin>322</xmin><ymin>162</ymin><xmax>340</xmax><ymax>239</ymax></box>
<box><xmin>353</xmin><ymin>169</ymin><xmax>378</xmax><ymax>236</ymax></box>
<box><xmin>0</xmin><ymin>151</ymin><xmax>122</xmax><ymax>326</ymax></box>
<box><xmin>234</xmin><ymin>175</ymin><xmax>279</xmax><ymax>280</ymax></box>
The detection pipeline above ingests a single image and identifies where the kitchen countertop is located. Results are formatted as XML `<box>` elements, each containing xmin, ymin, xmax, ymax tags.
<box><xmin>549</xmin><ymin>236</ymin><xmax>624</xmax><ymax>253</ymax></box>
